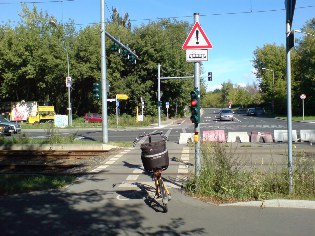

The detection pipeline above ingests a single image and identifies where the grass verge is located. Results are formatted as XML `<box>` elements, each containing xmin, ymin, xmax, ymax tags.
<box><xmin>0</xmin><ymin>130</ymin><xmax>132</xmax><ymax>195</ymax></box>
<box><xmin>184</xmin><ymin>142</ymin><xmax>315</xmax><ymax>203</ymax></box>
<box><xmin>0</xmin><ymin>174</ymin><xmax>76</xmax><ymax>195</ymax></box>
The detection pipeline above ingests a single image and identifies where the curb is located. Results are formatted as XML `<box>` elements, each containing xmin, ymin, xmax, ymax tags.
<box><xmin>220</xmin><ymin>199</ymin><xmax>315</xmax><ymax>209</ymax></box>
<box><xmin>0</xmin><ymin>143</ymin><xmax>116</xmax><ymax>151</ymax></box>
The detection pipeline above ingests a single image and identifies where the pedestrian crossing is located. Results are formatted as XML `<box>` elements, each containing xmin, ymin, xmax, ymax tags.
<box><xmin>89</xmin><ymin>134</ymin><xmax>193</xmax><ymax>190</ymax></box>
<box><xmin>201</xmin><ymin>123</ymin><xmax>286</xmax><ymax>129</ymax></box>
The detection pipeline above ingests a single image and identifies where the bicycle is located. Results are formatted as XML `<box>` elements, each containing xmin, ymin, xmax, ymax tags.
<box><xmin>133</xmin><ymin>131</ymin><xmax>171</xmax><ymax>213</ymax></box>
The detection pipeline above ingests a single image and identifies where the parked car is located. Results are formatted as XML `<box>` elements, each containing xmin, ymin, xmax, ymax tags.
<box><xmin>84</xmin><ymin>113</ymin><xmax>102</xmax><ymax>123</ymax></box>
<box><xmin>0</xmin><ymin>123</ymin><xmax>15</xmax><ymax>136</ymax></box>
<box><xmin>254</xmin><ymin>107</ymin><xmax>265</xmax><ymax>116</ymax></box>
<box><xmin>247</xmin><ymin>108</ymin><xmax>256</xmax><ymax>116</ymax></box>
<box><xmin>0</xmin><ymin>116</ymin><xmax>21</xmax><ymax>133</ymax></box>
<box><xmin>219</xmin><ymin>108</ymin><xmax>234</xmax><ymax>121</ymax></box>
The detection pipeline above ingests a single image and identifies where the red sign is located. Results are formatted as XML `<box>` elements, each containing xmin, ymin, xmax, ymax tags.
<box><xmin>182</xmin><ymin>22</ymin><xmax>213</xmax><ymax>50</ymax></box>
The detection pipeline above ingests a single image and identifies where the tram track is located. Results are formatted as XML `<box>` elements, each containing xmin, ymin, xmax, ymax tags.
<box><xmin>0</xmin><ymin>149</ymin><xmax>115</xmax><ymax>175</ymax></box>
<box><xmin>1</xmin><ymin>145</ymin><xmax>314</xmax><ymax>175</ymax></box>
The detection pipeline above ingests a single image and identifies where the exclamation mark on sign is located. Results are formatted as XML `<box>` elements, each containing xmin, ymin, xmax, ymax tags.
<box><xmin>196</xmin><ymin>30</ymin><xmax>199</xmax><ymax>44</ymax></box>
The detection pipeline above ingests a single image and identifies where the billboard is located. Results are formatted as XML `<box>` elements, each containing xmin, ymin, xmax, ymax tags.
<box><xmin>10</xmin><ymin>101</ymin><xmax>37</xmax><ymax>121</ymax></box>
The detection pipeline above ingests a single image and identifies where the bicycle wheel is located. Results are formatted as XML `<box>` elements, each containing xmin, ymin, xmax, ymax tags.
<box><xmin>158</xmin><ymin>178</ymin><xmax>168</xmax><ymax>213</ymax></box>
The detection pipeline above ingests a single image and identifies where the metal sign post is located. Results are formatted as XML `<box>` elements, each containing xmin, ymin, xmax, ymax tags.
<box><xmin>181</xmin><ymin>13</ymin><xmax>212</xmax><ymax>177</ymax></box>
<box><xmin>285</xmin><ymin>0</ymin><xmax>296</xmax><ymax>194</ymax></box>
<box><xmin>300</xmin><ymin>94</ymin><xmax>306</xmax><ymax>121</ymax></box>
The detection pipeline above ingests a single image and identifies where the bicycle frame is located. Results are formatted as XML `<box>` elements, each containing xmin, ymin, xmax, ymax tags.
<box><xmin>153</xmin><ymin>168</ymin><xmax>170</xmax><ymax>213</ymax></box>
<box><xmin>133</xmin><ymin>131</ymin><xmax>170</xmax><ymax>212</ymax></box>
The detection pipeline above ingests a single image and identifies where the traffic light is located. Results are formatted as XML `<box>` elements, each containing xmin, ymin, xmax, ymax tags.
<box><xmin>122</xmin><ymin>49</ymin><xmax>129</xmax><ymax>60</ymax></box>
<box><xmin>93</xmin><ymin>81</ymin><xmax>101</xmax><ymax>100</ymax></box>
<box><xmin>128</xmin><ymin>54</ymin><xmax>137</xmax><ymax>65</ymax></box>
<box><xmin>287</xmin><ymin>30</ymin><xmax>295</xmax><ymax>51</ymax></box>
<box><xmin>110</xmin><ymin>38</ymin><xmax>120</xmax><ymax>52</ymax></box>
<box><xmin>157</xmin><ymin>101</ymin><xmax>162</xmax><ymax>107</ymax></box>
<box><xmin>190</xmin><ymin>88</ymin><xmax>200</xmax><ymax>125</ymax></box>
<box><xmin>111</xmin><ymin>42</ymin><xmax>119</xmax><ymax>52</ymax></box>
<box><xmin>208</xmin><ymin>72</ymin><xmax>212</xmax><ymax>81</ymax></box>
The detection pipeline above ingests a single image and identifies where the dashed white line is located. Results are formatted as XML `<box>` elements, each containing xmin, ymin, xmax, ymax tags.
<box><xmin>126</xmin><ymin>175</ymin><xmax>139</xmax><ymax>181</ymax></box>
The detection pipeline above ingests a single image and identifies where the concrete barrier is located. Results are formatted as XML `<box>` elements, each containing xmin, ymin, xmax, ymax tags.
<box><xmin>262</xmin><ymin>132</ymin><xmax>273</xmax><ymax>143</ymax></box>
<box><xmin>250</xmin><ymin>131</ymin><xmax>261</xmax><ymax>142</ymax></box>
<box><xmin>179</xmin><ymin>133</ymin><xmax>194</xmax><ymax>144</ymax></box>
<box><xmin>274</xmin><ymin>130</ymin><xmax>297</xmax><ymax>142</ymax></box>
<box><xmin>250</xmin><ymin>131</ymin><xmax>273</xmax><ymax>143</ymax></box>
<box><xmin>300</xmin><ymin>130</ymin><xmax>315</xmax><ymax>142</ymax></box>
<box><xmin>227</xmin><ymin>132</ymin><xmax>249</xmax><ymax>143</ymax></box>
<box><xmin>203</xmin><ymin>130</ymin><xmax>226</xmax><ymax>142</ymax></box>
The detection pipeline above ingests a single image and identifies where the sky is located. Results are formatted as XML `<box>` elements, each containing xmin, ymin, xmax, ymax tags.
<box><xmin>0</xmin><ymin>0</ymin><xmax>314</xmax><ymax>91</ymax></box>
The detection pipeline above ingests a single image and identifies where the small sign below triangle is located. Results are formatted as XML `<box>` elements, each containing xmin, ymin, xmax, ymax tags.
<box><xmin>182</xmin><ymin>22</ymin><xmax>213</xmax><ymax>50</ymax></box>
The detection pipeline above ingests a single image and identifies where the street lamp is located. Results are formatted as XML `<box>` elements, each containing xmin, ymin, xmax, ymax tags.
<box><xmin>294</xmin><ymin>29</ymin><xmax>315</xmax><ymax>38</ymax></box>
<box><xmin>50</xmin><ymin>20</ymin><xmax>72</xmax><ymax>126</ymax></box>
<box><xmin>262</xmin><ymin>67</ymin><xmax>275</xmax><ymax>114</ymax></box>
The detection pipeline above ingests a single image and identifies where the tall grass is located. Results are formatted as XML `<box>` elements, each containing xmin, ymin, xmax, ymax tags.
<box><xmin>184</xmin><ymin>142</ymin><xmax>315</xmax><ymax>203</ymax></box>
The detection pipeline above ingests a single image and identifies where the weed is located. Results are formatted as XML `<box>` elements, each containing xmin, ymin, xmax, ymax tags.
<box><xmin>184</xmin><ymin>142</ymin><xmax>315</xmax><ymax>203</ymax></box>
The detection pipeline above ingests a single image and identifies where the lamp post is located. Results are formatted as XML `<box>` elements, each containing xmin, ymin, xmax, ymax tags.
<box><xmin>262</xmin><ymin>67</ymin><xmax>275</xmax><ymax>114</ymax></box>
<box><xmin>294</xmin><ymin>29</ymin><xmax>315</xmax><ymax>38</ymax></box>
<box><xmin>50</xmin><ymin>20</ymin><xmax>72</xmax><ymax>126</ymax></box>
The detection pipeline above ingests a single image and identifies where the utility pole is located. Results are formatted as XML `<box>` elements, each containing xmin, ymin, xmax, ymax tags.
<box><xmin>101</xmin><ymin>0</ymin><xmax>108</xmax><ymax>143</ymax></box>
<box><xmin>285</xmin><ymin>0</ymin><xmax>296</xmax><ymax>193</ymax></box>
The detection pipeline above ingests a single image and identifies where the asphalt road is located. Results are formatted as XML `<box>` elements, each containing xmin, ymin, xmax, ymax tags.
<box><xmin>19</xmin><ymin>108</ymin><xmax>315</xmax><ymax>144</ymax></box>
<box><xmin>1</xmin><ymin>141</ymin><xmax>314</xmax><ymax>235</ymax></box>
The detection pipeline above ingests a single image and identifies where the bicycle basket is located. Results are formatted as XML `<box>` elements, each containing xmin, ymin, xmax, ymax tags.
<box><xmin>140</xmin><ymin>140</ymin><xmax>169</xmax><ymax>172</ymax></box>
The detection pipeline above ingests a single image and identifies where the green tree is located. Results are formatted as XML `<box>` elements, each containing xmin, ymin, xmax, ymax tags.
<box><xmin>252</xmin><ymin>44</ymin><xmax>287</xmax><ymax>114</ymax></box>
<box><xmin>107</xmin><ymin>19</ymin><xmax>195</xmax><ymax>117</ymax></box>
<box><xmin>293</xmin><ymin>18</ymin><xmax>315</xmax><ymax>115</ymax></box>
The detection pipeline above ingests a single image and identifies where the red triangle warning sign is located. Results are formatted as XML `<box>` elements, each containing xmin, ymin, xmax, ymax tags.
<box><xmin>182</xmin><ymin>22</ymin><xmax>213</xmax><ymax>50</ymax></box>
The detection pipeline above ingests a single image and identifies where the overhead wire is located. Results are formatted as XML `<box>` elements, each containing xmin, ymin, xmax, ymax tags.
<box><xmin>0</xmin><ymin>1</ymin><xmax>314</xmax><ymax>27</ymax></box>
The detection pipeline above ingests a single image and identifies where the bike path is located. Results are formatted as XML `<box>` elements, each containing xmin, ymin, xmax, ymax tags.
<box><xmin>1</xmin><ymin>139</ymin><xmax>315</xmax><ymax>235</ymax></box>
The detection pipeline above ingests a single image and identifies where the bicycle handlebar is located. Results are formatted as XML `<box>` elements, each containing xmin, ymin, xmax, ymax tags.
<box><xmin>133</xmin><ymin>131</ymin><xmax>167</xmax><ymax>146</ymax></box>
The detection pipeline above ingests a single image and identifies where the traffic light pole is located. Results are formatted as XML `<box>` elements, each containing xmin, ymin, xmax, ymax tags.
<box><xmin>101</xmin><ymin>0</ymin><xmax>138</xmax><ymax>143</ymax></box>
<box><xmin>285</xmin><ymin>0</ymin><xmax>295</xmax><ymax>194</ymax></box>
<box><xmin>157</xmin><ymin>64</ymin><xmax>194</xmax><ymax>127</ymax></box>
<box><xmin>194</xmin><ymin>13</ymin><xmax>201</xmax><ymax>177</ymax></box>
<box><xmin>101</xmin><ymin>0</ymin><xmax>108</xmax><ymax>143</ymax></box>
<box><xmin>158</xmin><ymin>64</ymin><xmax>161</xmax><ymax>127</ymax></box>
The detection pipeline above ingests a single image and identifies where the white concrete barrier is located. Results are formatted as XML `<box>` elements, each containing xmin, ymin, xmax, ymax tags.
<box><xmin>227</xmin><ymin>132</ymin><xmax>250</xmax><ymax>143</ymax></box>
<box><xmin>179</xmin><ymin>133</ymin><xmax>194</xmax><ymax>144</ymax></box>
<box><xmin>274</xmin><ymin>130</ymin><xmax>297</xmax><ymax>142</ymax></box>
<box><xmin>300</xmin><ymin>130</ymin><xmax>315</xmax><ymax>142</ymax></box>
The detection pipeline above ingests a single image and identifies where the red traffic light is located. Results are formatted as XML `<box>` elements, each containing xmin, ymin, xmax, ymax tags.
<box><xmin>191</xmin><ymin>99</ymin><xmax>197</xmax><ymax>107</ymax></box>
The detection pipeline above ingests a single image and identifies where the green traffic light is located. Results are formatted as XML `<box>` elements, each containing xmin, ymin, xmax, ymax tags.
<box><xmin>93</xmin><ymin>81</ymin><xmax>101</xmax><ymax>100</ymax></box>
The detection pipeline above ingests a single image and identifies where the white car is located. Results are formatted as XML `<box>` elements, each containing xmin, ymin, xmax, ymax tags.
<box><xmin>219</xmin><ymin>109</ymin><xmax>234</xmax><ymax>121</ymax></box>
